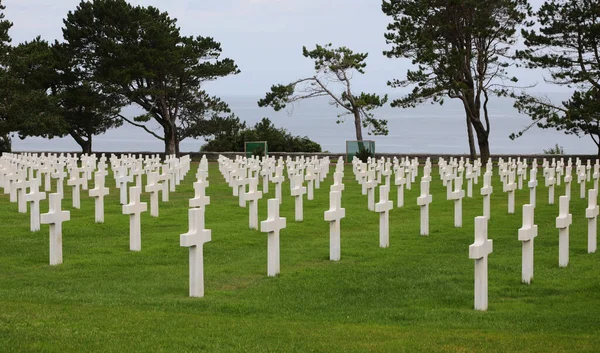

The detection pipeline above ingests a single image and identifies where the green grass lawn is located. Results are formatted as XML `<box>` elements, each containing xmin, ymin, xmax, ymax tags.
<box><xmin>1</xmin><ymin>163</ymin><xmax>599</xmax><ymax>352</ymax></box>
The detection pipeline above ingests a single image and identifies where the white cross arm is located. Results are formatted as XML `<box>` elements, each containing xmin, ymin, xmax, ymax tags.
<box><xmin>469</xmin><ymin>240</ymin><xmax>493</xmax><ymax>260</ymax></box>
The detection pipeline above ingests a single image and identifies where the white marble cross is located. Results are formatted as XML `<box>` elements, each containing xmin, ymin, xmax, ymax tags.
<box><xmin>25</xmin><ymin>177</ymin><xmax>46</xmax><ymax>232</ymax></box>
<box><xmin>122</xmin><ymin>186</ymin><xmax>148</xmax><ymax>251</ymax></box>
<box><xmin>330</xmin><ymin>171</ymin><xmax>345</xmax><ymax>193</ymax></box>
<box><xmin>481</xmin><ymin>172</ymin><xmax>493</xmax><ymax>220</ymax></box>
<box><xmin>504</xmin><ymin>170</ymin><xmax>517</xmax><ymax>214</ymax></box>
<box><xmin>14</xmin><ymin>175</ymin><xmax>29</xmax><ymax>213</ymax></box>
<box><xmin>556</xmin><ymin>196</ymin><xmax>572</xmax><ymax>267</ymax></box>
<box><xmin>245</xmin><ymin>177</ymin><xmax>263</xmax><ymax>230</ymax></box>
<box><xmin>115</xmin><ymin>166</ymin><xmax>133</xmax><ymax>205</ymax></box>
<box><xmin>324</xmin><ymin>190</ymin><xmax>345</xmax><ymax>261</ymax></box>
<box><xmin>546</xmin><ymin>167</ymin><xmax>556</xmax><ymax>205</ymax></box>
<box><xmin>469</xmin><ymin>216</ymin><xmax>493</xmax><ymax>311</ymax></box>
<box><xmin>395</xmin><ymin>167</ymin><xmax>406</xmax><ymax>208</ymax></box>
<box><xmin>416</xmin><ymin>179</ymin><xmax>432</xmax><ymax>236</ymax></box>
<box><xmin>89</xmin><ymin>171</ymin><xmax>109</xmax><ymax>223</ymax></box>
<box><xmin>586</xmin><ymin>189</ymin><xmax>598</xmax><ymax>253</ymax></box>
<box><xmin>180</xmin><ymin>207</ymin><xmax>211</xmax><ymax>297</ymax></box>
<box><xmin>272</xmin><ymin>165</ymin><xmax>285</xmax><ymax>204</ymax></box>
<box><xmin>290</xmin><ymin>174</ymin><xmax>306</xmax><ymax>221</ymax></box>
<box><xmin>450</xmin><ymin>176</ymin><xmax>465</xmax><ymax>227</ymax></box>
<box><xmin>190</xmin><ymin>179</ymin><xmax>210</xmax><ymax>209</ymax></box>
<box><xmin>160</xmin><ymin>165</ymin><xmax>170</xmax><ymax>202</ymax></box>
<box><xmin>305</xmin><ymin>168</ymin><xmax>316</xmax><ymax>201</ymax></box>
<box><xmin>528</xmin><ymin>167</ymin><xmax>538</xmax><ymax>208</ymax></box>
<box><xmin>237</xmin><ymin>169</ymin><xmax>248</xmax><ymax>208</ymax></box>
<box><xmin>578</xmin><ymin>166</ymin><xmax>587</xmax><ymax>199</ymax></box>
<box><xmin>145</xmin><ymin>171</ymin><xmax>162</xmax><ymax>217</ymax></box>
<box><xmin>375</xmin><ymin>185</ymin><xmax>393</xmax><ymax>248</ymax></box>
<box><xmin>365</xmin><ymin>170</ymin><xmax>377</xmax><ymax>211</ymax></box>
<box><xmin>260</xmin><ymin>198</ymin><xmax>286</xmax><ymax>276</ymax></box>
<box><xmin>40</xmin><ymin>193</ymin><xmax>70</xmax><ymax>265</ymax></box>
<box><xmin>465</xmin><ymin>164</ymin><xmax>475</xmax><ymax>198</ymax></box>
<box><xmin>67</xmin><ymin>168</ymin><xmax>85</xmax><ymax>209</ymax></box>
<box><xmin>518</xmin><ymin>204</ymin><xmax>538</xmax><ymax>284</ymax></box>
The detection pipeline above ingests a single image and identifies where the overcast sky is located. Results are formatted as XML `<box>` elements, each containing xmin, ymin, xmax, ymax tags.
<box><xmin>3</xmin><ymin>0</ymin><xmax>560</xmax><ymax>97</ymax></box>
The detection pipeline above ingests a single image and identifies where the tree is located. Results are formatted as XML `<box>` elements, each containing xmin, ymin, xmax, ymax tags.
<box><xmin>382</xmin><ymin>0</ymin><xmax>531</xmax><ymax>161</ymax></box>
<box><xmin>258</xmin><ymin>44</ymin><xmax>388</xmax><ymax>141</ymax></box>
<box><xmin>201</xmin><ymin>117</ymin><xmax>322</xmax><ymax>153</ymax></box>
<box><xmin>7</xmin><ymin>38</ymin><xmax>124</xmax><ymax>153</ymax></box>
<box><xmin>62</xmin><ymin>0</ymin><xmax>239</xmax><ymax>155</ymax></box>
<box><xmin>0</xmin><ymin>0</ymin><xmax>13</xmax><ymax>151</ymax></box>
<box><xmin>512</xmin><ymin>0</ymin><xmax>600</xmax><ymax>154</ymax></box>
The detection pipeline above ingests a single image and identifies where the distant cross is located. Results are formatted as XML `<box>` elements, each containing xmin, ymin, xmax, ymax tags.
<box><xmin>324</xmin><ymin>190</ymin><xmax>345</xmax><ymax>261</ymax></box>
<box><xmin>416</xmin><ymin>179</ymin><xmax>433</xmax><ymax>236</ymax></box>
<box><xmin>465</xmin><ymin>164</ymin><xmax>475</xmax><ymax>198</ymax></box>
<box><xmin>89</xmin><ymin>171</ymin><xmax>109</xmax><ymax>223</ymax></box>
<box><xmin>67</xmin><ymin>167</ymin><xmax>86</xmax><ymax>209</ymax></box>
<box><xmin>586</xmin><ymin>189</ymin><xmax>598</xmax><ymax>254</ymax></box>
<box><xmin>122</xmin><ymin>186</ymin><xmax>148</xmax><ymax>252</ymax></box>
<box><xmin>145</xmin><ymin>171</ymin><xmax>162</xmax><ymax>217</ymax></box>
<box><xmin>260</xmin><ymin>198</ymin><xmax>287</xmax><ymax>276</ymax></box>
<box><xmin>237</xmin><ymin>168</ymin><xmax>248</xmax><ymax>208</ymax></box>
<box><xmin>330</xmin><ymin>171</ymin><xmax>345</xmax><ymax>193</ymax></box>
<box><xmin>528</xmin><ymin>166</ymin><xmax>538</xmax><ymax>208</ymax></box>
<box><xmin>504</xmin><ymin>170</ymin><xmax>517</xmax><ymax>214</ymax></box>
<box><xmin>51</xmin><ymin>165</ymin><xmax>67</xmax><ymax>198</ymax></box>
<box><xmin>180</xmin><ymin>207</ymin><xmax>211</xmax><ymax>297</ymax></box>
<box><xmin>13</xmin><ymin>174</ymin><xmax>30</xmax><ymax>213</ymax></box>
<box><xmin>115</xmin><ymin>166</ymin><xmax>133</xmax><ymax>205</ymax></box>
<box><xmin>556</xmin><ymin>196</ymin><xmax>572</xmax><ymax>268</ymax></box>
<box><xmin>290</xmin><ymin>174</ymin><xmax>306</xmax><ymax>222</ymax></box>
<box><xmin>190</xmin><ymin>180</ymin><xmax>210</xmax><ymax>209</ymax></box>
<box><xmin>25</xmin><ymin>177</ymin><xmax>46</xmax><ymax>232</ymax></box>
<box><xmin>244</xmin><ymin>177</ymin><xmax>263</xmax><ymax>230</ymax></box>
<box><xmin>393</xmin><ymin>167</ymin><xmax>406</xmax><ymax>209</ymax></box>
<box><xmin>375</xmin><ymin>185</ymin><xmax>393</xmax><ymax>248</ymax></box>
<box><xmin>305</xmin><ymin>167</ymin><xmax>316</xmax><ymax>201</ymax></box>
<box><xmin>518</xmin><ymin>204</ymin><xmax>538</xmax><ymax>284</ymax></box>
<box><xmin>469</xmin><ymin>216</ymin><xmax>493</xmax><ymax>311</ymax></box>
<box><xmin>159</xmin><ymin>165</ymin><xmax>170</xmax><ymax>202</ymax></box>
<box><xmin>480</xmin><ymin>172</ymin><xmax>493</xmax><ymax>220</ymax></box>
<box><xmin>272</xmin><ymin>165</ymin><xmax>285</xmax><ymax>204</ymax></box>
<box><xmin>450</xmin><ymin>176</ymin><xmax>466</xmax><ymax>227</ymax></box>
<box><xmin>40</xmin><ymin>193</ymin><xmax>70</xmax><ymax>266</ymax></box>
<box><xmin>564</xmin><ymin>165</ymin><xmax>572</xmax><ymax>199</ymax></box>
<box><xmin>365</xmin><ymin>170</ymin><xmax>377</xmax><ymax>211</ymax></box>
<box><xmin>546</xmin><ymin>167</ymin><xmax>556</xmax><ymax>205</ymax></box>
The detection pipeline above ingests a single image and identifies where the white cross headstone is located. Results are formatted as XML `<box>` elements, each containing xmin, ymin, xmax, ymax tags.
<box><xmin>416</xmin><ymin>179</ymin><xmax>432</xmax><ymax>236</ymax></box>
<box><xmin>450</xmin><ymin>176</ymin><xmax>465</xmax><ymax>227</ymax></box>
<box><xmin>245</xmin><ymin>177</ymin><xmax>263</xmax><ymax>230</ymax></box>
<box><xmin>481</xmin><ymin>172</ymin><xmax>493</xmax><ymax>220</ymax></box>
<box><xmin>518</xmin><ymin>204</ymin><xmax>538</xmax><ymax>284</ymax></box>
<box><xmin>272</xmin><ymin>165</ymin><xmax>285</xmax><ymax>204</ymax></box>
<box><xmin>585</xmin><ymin>189</ymin><xmax>598</xmax><ymax>253</ymax></box>
<box><xmin>469</xmin><ymin>216</ymin><xmax>493</xmax><ymax>311</ymax></box>
<box><xmin>40</xmin><ymin>193</ymin><xmax>70</xmax><ymax>266</ymax></box>
<box><xmin>465</xmin><ymin>165</ymin><xmax>475</xmax><ymax>198</ymax></box>
<box><xmin>145</xmin><ymin>171</ymin><xmax>162</xmax><ymax>217</ymax></box>
<box><xmin>528</xmin><ymin>167</ymin><xmax>538</xmax><ymax>208</ymax></box>
<box><xmin>365</xmin><ymin>170</ymin><xmax>377</xmax><ymax>211</ymax></box>
<box><xmin>89</xmin><ymin>171</ymin><xmax>109</xmax><ymax>223</ymax></box>
<box><xmin>180</xmin><ymin>207</ymin><xmax>211</xmax><ymax>297</ymax></box>
<box><xmin>324</xmin><ymin>190</ymin><xmax>345</xmax><ymax>261</ymax></box>
<box><xmin>395</xmin><ymin>167</ymin><xmax>406</xmax><ymax>208</ymax></box>
<box><xmin>290</xmin><ymin>174</ymin><xmax>306</xmax><ymax>222</ymax></box>
<box><xmin>546</xmin><ymin>168</ymin><xmax>556</xmax><ymax>205</ymax></box>
<box><xmin>14</xmin><ymin>176</ymin><xmax>29</xmax><ymax>213</ymax></box>
<box><xmin>122</xmin><ymin>186</ymin><xmax>148</xmax><ymax>251</ymax></box>
<box><xmin>305</xmin><ymin>168</ymin><xmax>315</xmax><ymax>201</ymax></box>
<box><xmin>115</xmin><ymin>166</ymin><xmax>132</xmax><ymax>205</ymax></box>
<box><xmin>564</xmin><ymin>165</ymin><xmax>572</xmax><ymax>199</ymax></box>
<box><xmin>504</xmin><ymin>170</ymin><xmax>517</xmax><ymax>214</ymax></box>
<box><xmin>556</xmin><ymin>196</ymin><xmax>572</xmax><ymax>267</ymax></box>
<box><xmin>67</xmin><ymin>168</ymin><xmax>84</xmax><ymax>209</ymax></box>
<box><xmin>25</xmin><ymin>177</ymin><xmax>46</xmax><ymax>232</ymax></box>
<box><xmin>260</xmin><ymin>198</ymin><xmax>286</xmax><ymax>276</ymax></box>
<box><xmin>375</xmin><ymin>185</ymin><xmax>393</xmax><ymax>248</ymax></box>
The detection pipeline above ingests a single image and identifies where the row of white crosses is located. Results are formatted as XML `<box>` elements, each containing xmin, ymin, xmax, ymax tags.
<box><xmin>1</xmin><ymin>152</ymin><xmax>192</xmax><ymax>265</ymax></box>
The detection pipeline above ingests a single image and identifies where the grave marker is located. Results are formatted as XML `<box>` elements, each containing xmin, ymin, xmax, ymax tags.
<box><xmin>375</xmin><ymin>185</ymin><xmax>393</xmax><ymax>248</ymax></box>
<box><xmin>122</xmin><ymin>186</ymin><xmax>148</xmax><ymax>251</ymax></box>
<box><xmin>518</xmin><ymin>204</ymin><xmax>538</xmax><ymax>284</ymax></box>
<box><xmin>556</xmin><ymin>196</ymin><xmax>572</xmax><ymax>267</ymax></box>
<box><xmin>40</xmin><ymin>193</ymin><xmax>70</xmax><ymax>265</ymax></box>
<box><xmin>260</xmin><ymin>199</ymin><xmax>286</xmax><ymax>276</ymax></box>
<box><xmin>469</xmin><ymin>216</ymin><xmax>493</xmax><ymax>311</ymax></box>
<box><xmin>180</xmin><ymin>207</ymin><xmax>211</xmax><ymax>297</ymax></box>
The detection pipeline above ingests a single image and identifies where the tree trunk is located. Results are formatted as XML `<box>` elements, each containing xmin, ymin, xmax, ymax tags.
<box><xmin>81</xmin><ymin>138</ymin><xmax>92</xmax><ymax>154</ymax></box>
<box><xmin>470</xmin><ymin>117</ymin><xmax>490</xmax><ymax>163</ymax></box>
<box><xmin>164</xmin><ymin>125</ymin><xmax>178</xmax><ymax>156</ymax></box>
<box><xmin>0</xmin><ymin>134</ymin><xmax>11</xmax><ymax>153</ymax></box>
<box><xmin>465</xmin><ymin>114</ymin><xmax>476</xmax><ymax>160</ymax></box>
<box><xmin>353</xmin><ymin>109</ymin><xmax>363</xmax><ymax>141</ymax></box>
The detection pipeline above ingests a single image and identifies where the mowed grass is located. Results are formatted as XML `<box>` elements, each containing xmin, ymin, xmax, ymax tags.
<box><xmin>1</xmin><ymin>162</ymin><xmax>600</xmax><ymax>352</ymax></box>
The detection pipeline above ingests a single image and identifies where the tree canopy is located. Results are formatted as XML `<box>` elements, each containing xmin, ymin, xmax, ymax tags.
<box><xmin>62</xmin><ymin>0</ymin><xmax>240</xmax><ymax>154</ymax></box>
<box><xmin>512</xmin><ymin>0</ymin><xmax>600</xmax><ymax>154</ymax></box>
<box><xmin>0</xmin><ymin>0</ymin><xmax>13</xmax><ymax>151</ymax></box>
<box><xmin>258</xmin><ymin>44</ymin><xmax>388</xmax><ymax>141</ymax></box>
<box><xmin>382</xmin><ymin>0</ymin><xmax>531</xmax><ymax>161</ymax></box>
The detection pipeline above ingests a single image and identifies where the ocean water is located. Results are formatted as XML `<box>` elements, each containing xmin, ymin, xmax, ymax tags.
<box><xmin>12</xmin><ymin>93</ymin><xmax>596</xmax><ymax>155</ymax></box>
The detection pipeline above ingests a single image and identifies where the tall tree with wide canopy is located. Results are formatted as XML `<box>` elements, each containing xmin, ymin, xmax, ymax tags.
<box><xmin>6</xmin><ymin>38</ymin><xmax>124</xmax><ymax>153</ymax></box>
<box><xmin>382</xmin><ymin>0</ymin><xmax>531</xmax><ymax>161</ymax></box>
<box><xmin>62</xmin><ymin>0</ymin><xmax>239</xmax><ymax>155</ymax></box>
<box><xmin>512</xmin><ymin>0</ymin><xmax>600</xmax><ymax>154</ymax></box>
<box><xmin>258</xmin><ymin>44</ymin><xmax>388</xmax><ymax>141</ymax></box>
